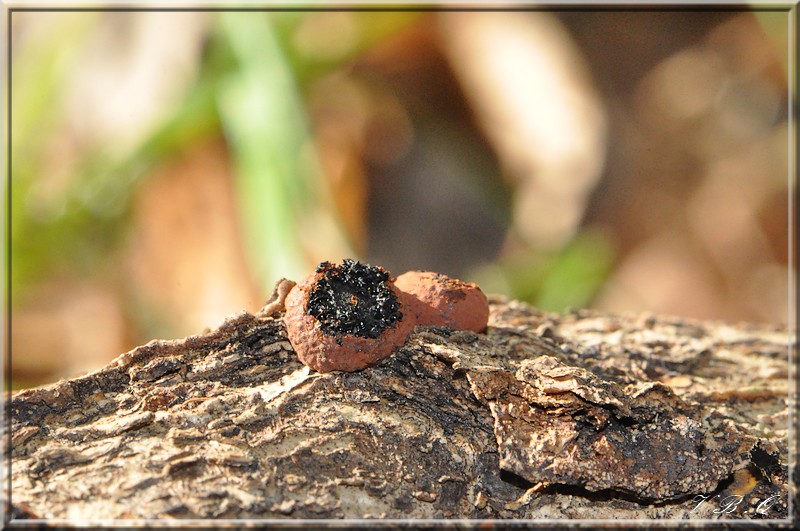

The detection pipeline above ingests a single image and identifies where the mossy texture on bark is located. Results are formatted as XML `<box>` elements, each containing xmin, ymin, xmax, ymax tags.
<box><xmin>7</xmin><ymin>296</ymin><xmax>791</xmax><ymax>521</ymax></box>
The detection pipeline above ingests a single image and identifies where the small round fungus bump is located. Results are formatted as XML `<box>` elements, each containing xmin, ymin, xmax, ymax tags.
<box><xmin>394</xmin><ymin>270</ymin><xmax>489</xmax><ymax>333</ymax></box>
<box><xmin>283</xmin><ymin>259</ymin><xmax>415</xmax><ymax>373</ymax></box>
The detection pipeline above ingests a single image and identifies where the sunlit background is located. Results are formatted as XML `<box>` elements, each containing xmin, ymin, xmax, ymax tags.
<box><xmin>8</xmin><ymin>10</ymin><xmax>794</xmax><ymax>388</ymax></box>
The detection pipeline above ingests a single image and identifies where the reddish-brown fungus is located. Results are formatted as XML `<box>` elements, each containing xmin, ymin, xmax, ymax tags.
<box><xmin>283</xmin><ymin>259</ymin><xmax>415</xmax><ymax>372</ymax></box>
<box><xmin>394</xmin><ymin>270</ymin><xmax>489</xmax><ymax>333</ymax></box>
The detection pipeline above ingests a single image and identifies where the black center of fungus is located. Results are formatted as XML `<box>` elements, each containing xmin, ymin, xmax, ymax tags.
<box><xmin>307</xmin><ymin>259</ymin><xmax>402</xmax><ymax>339</ymax></box>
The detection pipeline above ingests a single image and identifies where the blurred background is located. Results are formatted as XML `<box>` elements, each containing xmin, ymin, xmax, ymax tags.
<box><xmin>8</xmin><ymin>10</ymin><xmax>794</xmax><ymax>388</ymax></box>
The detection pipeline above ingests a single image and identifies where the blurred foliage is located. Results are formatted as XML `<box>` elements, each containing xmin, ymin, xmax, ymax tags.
<box><xmin>10</xmin><ymin>13</ymin><xmax>100</xmax><ymax>294</ymax></box>
<box><xmin>12</xmin><ymin>10</ymin><xmax>788</xmax><ymax>320</ymax></box>
<box><xmin>477</xmin><ymin>228</ymin><xmax>615</xmax><ymax>313</ymax></box>
<box><xmin>10</xmin><ymin>10</ymin><xmax>791</xmax><ymax>389</ymax></box>
<box><xmin>754</xmin><ymin>12</ymin><xmax>790</xmax><ymax>80</ymax></box>
<box><xmin>10</xmin><ymin>11</ymin><xmax>421</xmax><ymax>304</ymax></box>
<box><xmin>217</xmin><ymin>12</ymin><xmax>319</xmax><ymax>283</ymax></box>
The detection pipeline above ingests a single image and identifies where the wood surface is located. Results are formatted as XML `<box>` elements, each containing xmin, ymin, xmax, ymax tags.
<box><xmin>7</xmin><ymin>289</ymin><xmax>792</xmax><ymax>523</ymax></box>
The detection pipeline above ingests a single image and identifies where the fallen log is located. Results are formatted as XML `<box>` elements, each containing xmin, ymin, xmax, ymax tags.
<box><xmin>6</xmin><ymin>289</ymin><xmax>792</xmax><ymax>522</ymax></box>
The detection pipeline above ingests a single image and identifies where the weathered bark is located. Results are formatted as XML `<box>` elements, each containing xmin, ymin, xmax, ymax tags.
<box><xmin>6</xmin><ymin>293</ymin><xmax>792</xmax><ymax>522</ymax></box>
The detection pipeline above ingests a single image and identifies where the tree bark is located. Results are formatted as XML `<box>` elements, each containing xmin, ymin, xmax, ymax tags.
<box><xmin>6</xmin><ymin>294</ymin><xmax>792</xmax><ymax>522</ymax></box>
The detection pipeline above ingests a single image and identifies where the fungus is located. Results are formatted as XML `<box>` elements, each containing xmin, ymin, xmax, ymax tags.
<box><xmin>283</xmin><ymin>259</ymin><xmax>416</xmax><ymax>372</ymax></box>
<box><xmin>394</xmin><ymin>270</ymin><xmax>489</xmax><ymax>333</ymax></box>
